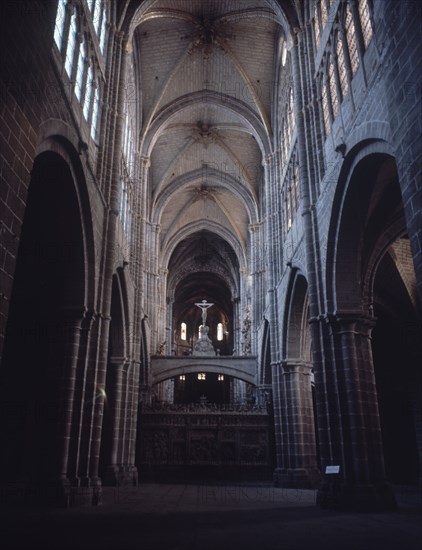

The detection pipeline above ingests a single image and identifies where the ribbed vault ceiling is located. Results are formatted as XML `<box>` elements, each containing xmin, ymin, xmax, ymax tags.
<box><xmin>127</xmin><ymin>0</ymin><xmax>295</xmax><ymax>300</ymax></box>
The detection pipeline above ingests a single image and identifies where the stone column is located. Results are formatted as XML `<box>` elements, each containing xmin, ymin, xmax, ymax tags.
<box><xmin>55</xmin><ymin>308</ymin><xmax>91</xmax><ymax>505</ymax></box>
<box><xmin>316</xmin><ymin>313</ymin><xmax>396</xmax><ymax>510</ymax></box>
<box><xmin>82</xmin><ymin>32</ymin><xmax>131</xmax><ymax>505</ymax></box>
<box><xmin>274</xmin><ymin>360</ymin><xmax>319</xmax><ymax>488</ymax></box>
<box><xmin>103</xmin><ymin>356</ymin><xmax>125</xmax><ymax>485</ymax></box>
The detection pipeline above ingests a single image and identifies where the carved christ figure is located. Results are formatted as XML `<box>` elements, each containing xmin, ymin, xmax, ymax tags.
<box><xmin>195</xmin><ymin>299</ymin><xmax>214</xmax><ymax>326</ymax></box>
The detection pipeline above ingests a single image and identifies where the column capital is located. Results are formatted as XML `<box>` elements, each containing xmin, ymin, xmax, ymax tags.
<box><xmin>321</xmin><ymin>311</ymin><xmax>376</xmax><ymax>334</ymax></box>
<box><xmin>281</xmin><ymin>359</ymin><xmax>313</xmax><ymax>374</ymax></box>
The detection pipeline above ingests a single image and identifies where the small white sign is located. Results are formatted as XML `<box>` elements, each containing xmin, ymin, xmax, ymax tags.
<box><xmin>325</xmin><ymin>465</ymin><xmax>340</xmax><ymax>474</ymax></box>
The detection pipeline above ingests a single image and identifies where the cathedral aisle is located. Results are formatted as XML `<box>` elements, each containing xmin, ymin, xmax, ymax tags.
<box><xmin>2</xmin><ymin>483</ymin><xmax>421</xmax><ymax>550</ymax></box>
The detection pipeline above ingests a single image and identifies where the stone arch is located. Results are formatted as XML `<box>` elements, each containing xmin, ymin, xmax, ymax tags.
<box><xmin>141</xmin><ymin>90</ymin><xmax>272</xmax><ymax>158</ymax></box>
<box><xmin>0</xmin><ymin>146</ymin><xmax>90</xmax><ymax>495</ymax></box>
<box><xmin>283</xmin><ymin>269</ymin><xmax>311</xmax><ymax>361</ymax></box>
<box><xmin>167</xmin><ymin>259</ymin><xmax>238</xmax><ymax>305</ymax></box>
<box><xmin>152</xmin><ymin>361</ymin><xmax>255</xmax><ymax>386</ymax></box>
<box><xmin>36</xmin><ymin>121</ymin><xmax>97</xmax><ymax>308</ymax></box>
<box><xmin>161</xmin><ymin>220</ymin><xmax>246</xmax><ymax>273</ymax></box>
<box><xmin>127</xmin><ymin>0</ymin><xmax>296</xmax><ymax>57</ymax></box>
<box><xmin>326</xmin><ymin>140</ymin><xmax>397</xmax><ymax>313</ymax></box>
<box><xmin>152</xmin><ymin>168</ymin><xmax>259</xmax><ymax>227</ymax></box>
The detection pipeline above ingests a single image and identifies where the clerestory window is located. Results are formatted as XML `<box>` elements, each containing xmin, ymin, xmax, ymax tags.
<box><xmin>53</xmin><ymin>0</ymin><xmax>107</xmax><ymax>143</ymax></box>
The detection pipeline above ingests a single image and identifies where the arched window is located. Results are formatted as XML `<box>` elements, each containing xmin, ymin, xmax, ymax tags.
<box><xmin>345</xmin><ymin>3</ymin><xmax>360</xmax><ymax>75</ymax></box>
<box><xmin>358</xmin><ymin>0</ymin><xmax>373</xmax><ymax>49</ymax></box>
<box><xmin>218</xmin><ymin>374</ymin><xmax>224</xmax><ymax>381</ymax></box>
<box><xmin>181</xmin><ymin>322</ymin><xmax>187</xmax><ymax>341</ymax></box>
<box><xmin>198</xmin><ymin>373</ymin><xmax>206</xmax><ymax>381</ymax></box>
<box><xmin>217</xmin><ymin>323</ymin><xmax>223</xmax><ymax>341</ymax></box>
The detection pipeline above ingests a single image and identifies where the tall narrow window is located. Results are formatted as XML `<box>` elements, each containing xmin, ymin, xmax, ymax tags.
<box><xmin>281</xmin><ymin>41</ymin><xmax>287</xmax><ymax>66</ymax></box>
<box><xmin>64</xmin><ymin>10</ymin><xmax>77</xmax><ymax>77</ymax></box>
<box><xmin>336</xmin><ymin>34</ymin><xmax>349</xmax><ymax>99</ymax></box>
<box><xmin>321</xmin><ymin>78</ymin><xmax>330</xmax><ymax>136</ymax></box>
<box><xmin>286</xmin><ymin>186</ymin><xmax>292</xmax><ymax>231</ymax></box>
<box><xmin>181</xmin><ymin>323</ymin><xmax>187</xmax><ymax>341</ymax></box>
<box><xmin>293</xmin><ymin>160</ymin><xmax>300</xmax><ymax>210</ymax></box>
<box><xmin>314</xmin><ymin>4</ymin><xmax>320</xmax><ymax>47</ymax></box>
<box><xmin>54</xmin><ymin>0</ymin><xmax>66</xmax><ymax>50</ymax></box>
<box><xmin>329</xmin><ymin>59</ymin><xmax>339</xmax><ymax>118</ymax></box>
<box><xmin>358</xmin><ymin>0</ymin><xmax>373</xmax><ymax>49</ymax></box>
<box><xmin>345</xmin><ymin>3</ymin><xmax>360</xmax><ymax>75</ymax></box>
<box><xmin>320</xmin><ymin>0</ymin><xmax>328</xmax><ymax>30</ymax></box>
<box><xmin>83</xmin><ymin>64</ymin><xmax>93</xmax><ymax>120</ymax></box>
<box><xmin>289</xmin><ymin>88</ymin><xmax>295</xmax><ymax>137</ymax></box>
<box><xmin>119</xmin><ymin>177</ymin><xmax>132</xmax><ymax>239</ymax></box>
<box><xmin>75</xmin><ymin>40</ymin><xmax>86</xmax><ymax>101</ymax></box>
<box><xmin>93</xmin><ymin>0</ymin><xmax>101</xmax><ymax>35</ymax></box>
<box><xmin>90</xmin><ymin>84</ymin><xmax>100</xmax><ymax>140</ymax></box>
<box><xmin>54</xmin><ymin>0</ymin><xmax>105</xmax><ymax>145</ymax></box>
<box><xmin>99</xmin><ymin>11</ymin><xmax>107</xmax><ymax>54</ymax></box>
<box><xmin>218</xmin><ymin>374</ymin><xmax>224</xmax><ymax>381</ymax></box>
<box><xmin>217</xmin><ymin>323</ymin><xmax>223</xmax><ymax>341</ymax></box>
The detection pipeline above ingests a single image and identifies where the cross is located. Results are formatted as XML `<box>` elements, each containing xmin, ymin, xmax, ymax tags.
<box><xmin>195</xmin><ymin>299</ymin><xmax>214</xmax><ymax>326</ymax></box>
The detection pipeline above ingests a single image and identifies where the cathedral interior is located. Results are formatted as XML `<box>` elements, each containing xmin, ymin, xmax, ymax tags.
<box><xmin>0</xmin><ymin>0</ymin><xmax>421</xmax><ymax>548</ymax></box>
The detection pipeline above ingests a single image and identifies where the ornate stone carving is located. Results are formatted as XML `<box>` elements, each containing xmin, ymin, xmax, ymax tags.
<box><xmin>241</xmin><ymin>306</ymin><xmax>252</xmax><ymax>355</ymax></box>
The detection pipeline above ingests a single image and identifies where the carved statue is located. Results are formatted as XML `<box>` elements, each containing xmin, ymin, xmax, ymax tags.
<box><xmin>194</xmin><ymin>299</ymin><xmax>214</xmax><ymax>326</ymax></box>
<box><xmin>157</xmin><ymin>340</ymin><xmax>166</xmax><ymax>355</ymax></box>
<box><xmin>242</xmin><ymin>306</ymin><xmax>252</xmax><ymax>355</ymax></box>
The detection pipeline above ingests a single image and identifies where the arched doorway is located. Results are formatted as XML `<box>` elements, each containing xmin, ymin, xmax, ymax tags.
<box><xmin>0</xmin><ymin>151</ymin><xmax>86</xmax><ymax>496</ymax></box>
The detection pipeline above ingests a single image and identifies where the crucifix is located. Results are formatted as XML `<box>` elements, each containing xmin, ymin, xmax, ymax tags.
<box><xmin>195</xmin><ymin>299</ymin><xmax>214</xmax><ymax>326</ymax></box>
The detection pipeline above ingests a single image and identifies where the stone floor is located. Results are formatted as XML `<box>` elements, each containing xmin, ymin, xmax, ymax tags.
<box><xmin>1</xmin><ymin>483</ymin><xmax>421</xmax><ymax>550</ymax></box>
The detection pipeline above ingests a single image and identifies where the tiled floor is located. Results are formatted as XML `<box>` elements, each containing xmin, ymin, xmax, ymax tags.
<box><xmin>1</xmin><ymin>483</ymin><xmax>421</xmax><ymax>550</ymax></box>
